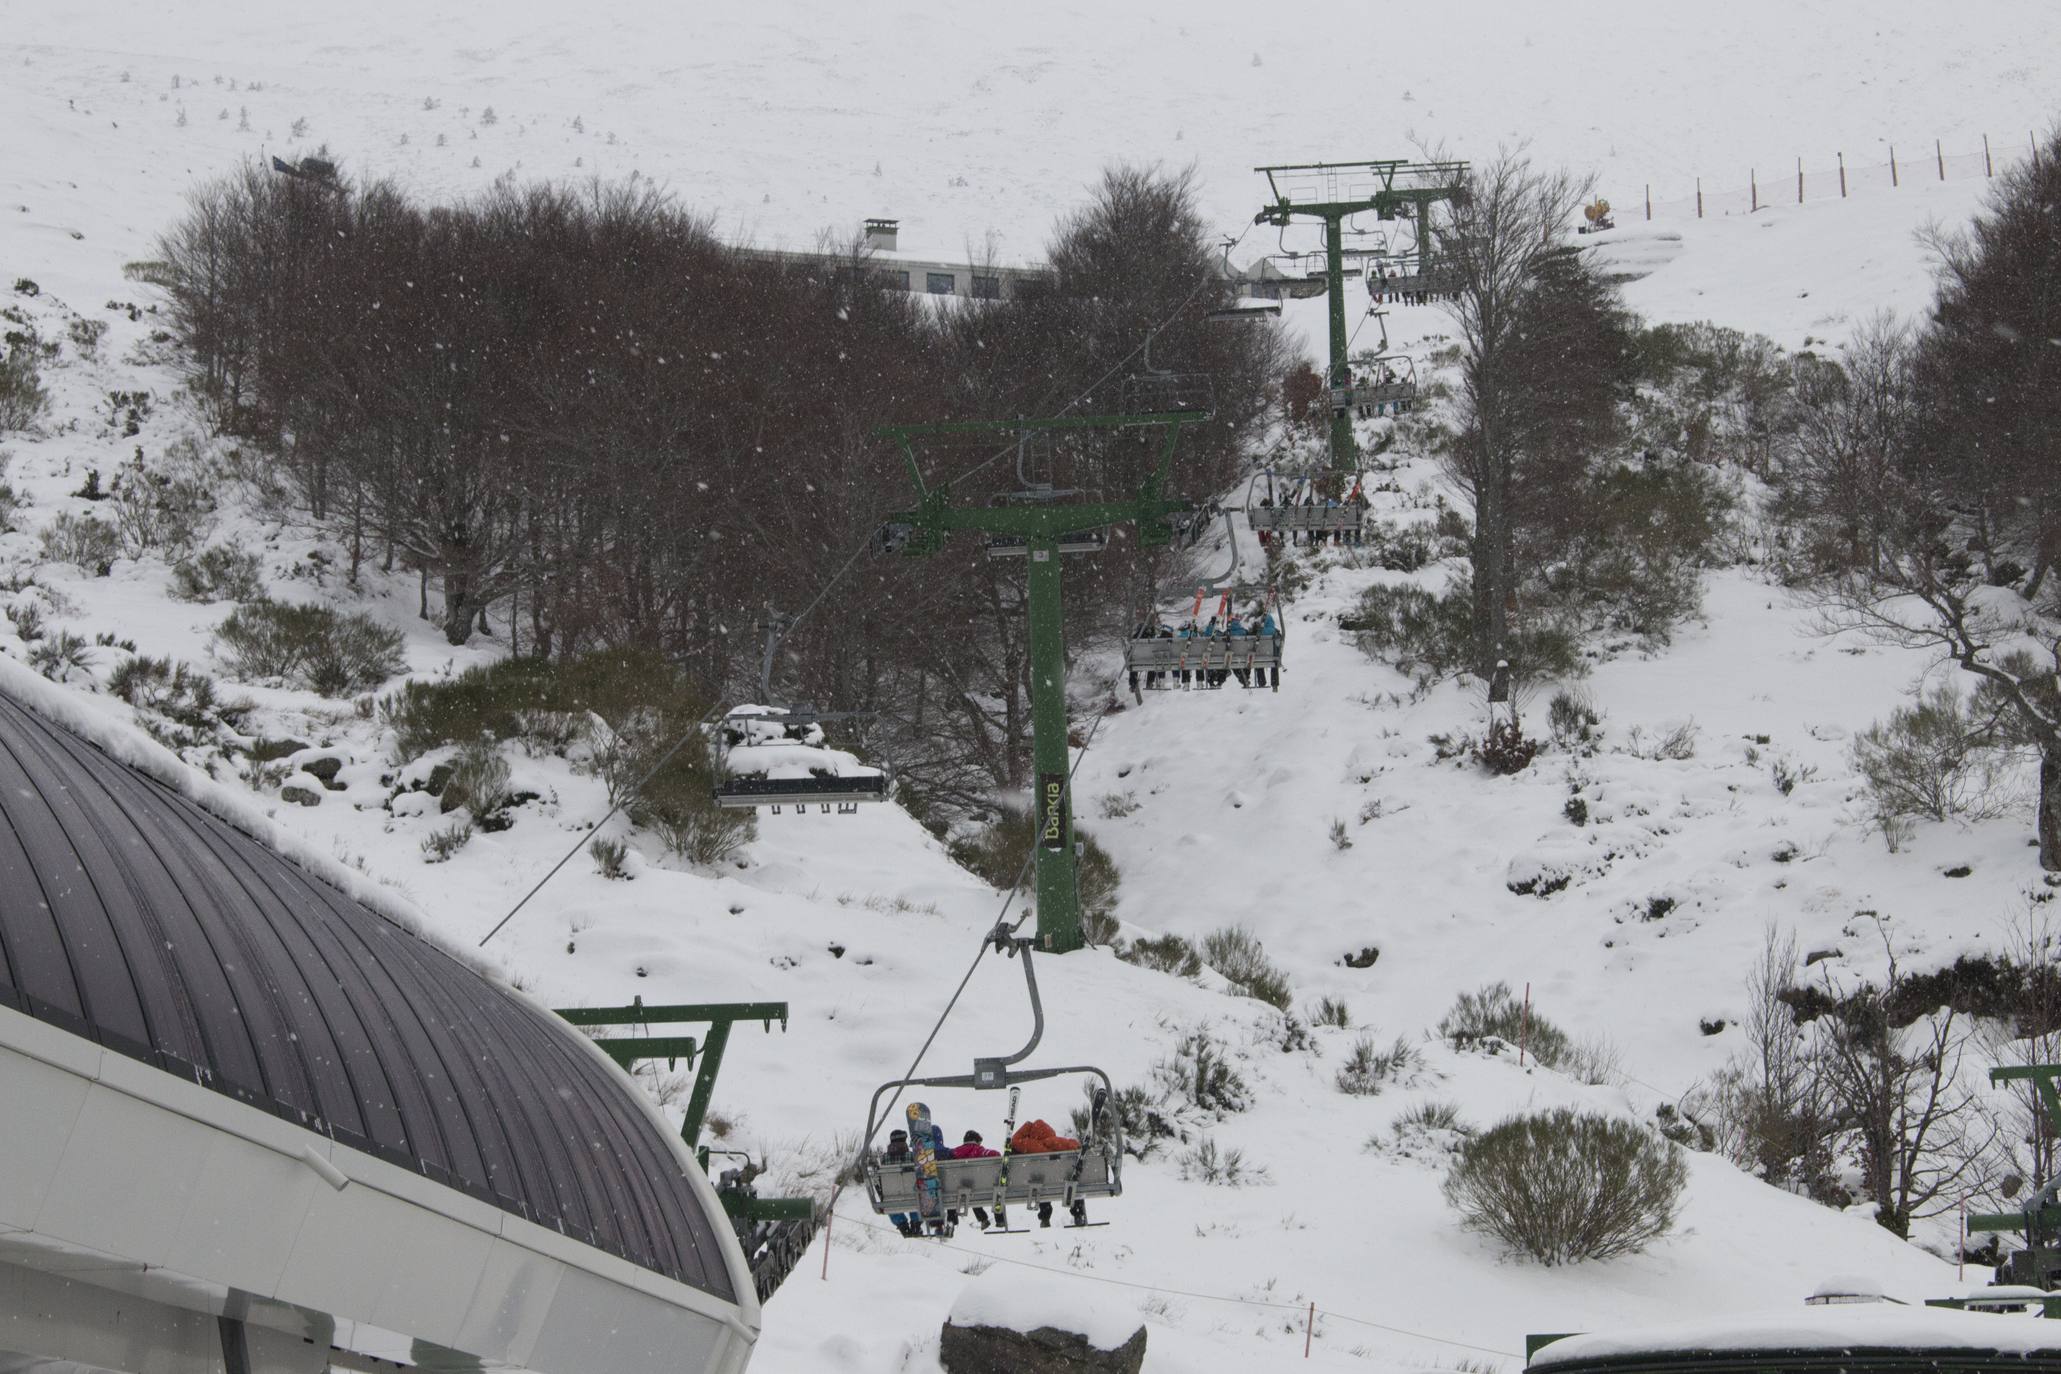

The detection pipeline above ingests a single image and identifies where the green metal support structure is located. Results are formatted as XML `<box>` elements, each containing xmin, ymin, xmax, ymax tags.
<box><xmin>555</xmin><ymin>998</ymin><xmax>790</xmax><ymax>1149</ymax></box>
<box><xmin>1254</xmin><ymin>159</ymin><xmax>1466</xmax><ymax>470</ymax></box>
<box><xmin>877</xmin><ymin>411</ymin><xmax>1209</xmax><ymax>953</ymax></box>
<box><xmin>1969</xmin><ymin>1062</ymin><xmax>2061</xmax><ymax>1240</ymax></box>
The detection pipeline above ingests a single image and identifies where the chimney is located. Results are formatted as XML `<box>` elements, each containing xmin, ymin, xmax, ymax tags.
<box><xmin>864</xmin><ymin>217</ymin><xmax>899</xmax><ymax>252</ymax></box>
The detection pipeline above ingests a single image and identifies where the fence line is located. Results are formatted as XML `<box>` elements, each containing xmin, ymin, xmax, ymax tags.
<box><xmin>1608</xmin><ymin>133</ymin><xmax>2040</xmax><ymax>224</ymax></box>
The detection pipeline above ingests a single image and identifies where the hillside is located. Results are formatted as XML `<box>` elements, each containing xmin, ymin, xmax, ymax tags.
<box><xmin>5</xmin><ymin>9</ymin><xmax>2060</xmax><ymax>1374</ymax></box>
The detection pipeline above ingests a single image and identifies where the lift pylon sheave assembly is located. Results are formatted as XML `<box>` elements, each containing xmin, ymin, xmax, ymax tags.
<box><xmin>862</xmin><ymin>928</ymin><xmax>1123</xmax><ymax>1227</ymax></box>
<box><xmin>876</xmin><ymin>409</ymin><xmax>1208</xmax><ymax>953</ymax></box>
<box><xmin>1255</xmin><ymin>158</ymin><xmax>1465</xmax><ymax>469</ymax></box>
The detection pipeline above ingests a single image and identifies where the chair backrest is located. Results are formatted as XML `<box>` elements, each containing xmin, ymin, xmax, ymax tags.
<box><xmin>1124</xmin><ymin>636</ymin><xmax>1282</xmax><ymax>671</ymax></box>
<box><xmin>866</xmin><ymin>1146</ymin><xmax>1122</xmax><ymax>1212</ymax></box>
<box><xmin>1248</xmin><ymin>505</ymin><xmax>1362</xmax><ymax>532</ymax></box>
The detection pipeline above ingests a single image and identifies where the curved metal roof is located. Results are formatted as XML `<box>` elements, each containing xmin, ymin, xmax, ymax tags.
<box><xmin>0</xmin><ymin>692</ymin><xmax>733</xmax><ymax>1302</ymax></box>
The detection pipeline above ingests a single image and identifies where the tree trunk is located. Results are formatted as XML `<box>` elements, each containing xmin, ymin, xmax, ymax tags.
<box><xmin>442</xmin><ymin>570</ymin><xmax>474</xmax><ymax>646</ymax></box>
<box><xmin>2039</xmin><ymin>745</ymin><xmax>2061</xmax><ymax>871</ymax></box>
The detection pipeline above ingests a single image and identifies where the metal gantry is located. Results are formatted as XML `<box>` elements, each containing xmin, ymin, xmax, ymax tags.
<box><xmin>876</xmin><ymin>410</ymin><xmax>1208</xmax><ymax>952</ymax></box>
<box><xmin>1254</xmin><ymin>158</ymin><xmax>1465</xmax><ymax>469</ymax></box>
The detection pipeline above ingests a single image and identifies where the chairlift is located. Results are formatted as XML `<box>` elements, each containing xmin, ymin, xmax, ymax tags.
<box><xmin>1344</xmin><ymin>309</ymin><xmax>1420</xmax><ymax>417</ymax></box>
<box><xmin>1246</xmin><ymin>465</ymin><xmax>1369</xmax><ymax>542</ymax></box>
<box><xmin>1121</xmin><ymin>332</ymin><xmax>1215</xmax><ymax>417</ymax></box>
<box><xmin>862</xmin><ymin>928</ymin><xmax>1123</xmax><ymax>1234</ymax></box>
<box><xmin>1122</xmin><ymin>508</ymin><xmax>1286</xmax><ymax>702</ymax></box>
<box><xmin>1365</xmin><ymin>251</ymin><xmax>1460</xmax><ymax>304</ymax></box>
<box><xmin>712</xmin><ymin>615</ymin><xmax>889</xmax><ymax>815</ymax></box>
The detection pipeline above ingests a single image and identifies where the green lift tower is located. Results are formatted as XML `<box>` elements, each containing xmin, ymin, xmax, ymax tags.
<box><xmin>876</xmin><ymin>411</ymin><xmax>1209</xmax><ymax>953</ymax></box>
<box><xmin>1254</xmin><ymin>159</ymin><xmax>1466</xmax><ymax>470</ymax></box>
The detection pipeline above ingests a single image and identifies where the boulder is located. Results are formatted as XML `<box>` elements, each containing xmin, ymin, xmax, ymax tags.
<box><xmin>279</xmin><ymin>782</ymin><xmax>322</xmax><ymax>807</ymax></box>
<box><xmin>940</xmin><ymin>1271</ymin><xmax>1145</xmax><ymax>1374</ymax></box>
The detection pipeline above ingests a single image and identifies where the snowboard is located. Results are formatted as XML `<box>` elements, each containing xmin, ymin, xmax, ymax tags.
<box><xmin>906</xmin><ymin>1101</ymin><xmax>943</xmax><ymax>1232</ymax></box>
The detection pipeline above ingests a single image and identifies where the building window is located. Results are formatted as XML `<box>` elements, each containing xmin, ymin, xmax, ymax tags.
<box><xmin>971</xmin><ymin>275</ymin><xmax>1001</xmax><ymax>300</ymax></box>
<box><xmin>926</xmin><ymin>271</ymin><xmax>956</xmax><ymax>295</ymax></box>
<box><xmin>876</xmin><ymin>269</ymin><xmax>910</xmax><ymax>290</ymax></box>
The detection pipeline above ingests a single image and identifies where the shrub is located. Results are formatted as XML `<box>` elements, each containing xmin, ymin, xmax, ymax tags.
<box><xmin>0</xmin><ymin>347</ymin><xmax>48</xmax><ymax>431</ymax></box>
<box><xmin>1119</xmin><ymin>932</ymin><xmax>1203</xmax><ymax>978</ymax></box>
<box><xmin>590</xmin><ymin>834</ymin><xmax>631</xmax><ymax>880</ymax></box>
<box><xmin>1178</xmin><ymin>1135</ymin><xmax>1269</xmax><ymax>1186</ymax></box>
<box><xmin>1547</xmin><ymin>690</ymin><xmax>1601</xmax><ymax>749</ymax></box>
<box><xmin>1336</xmin><ymin>1033</ymin><xmax>1420</xmax><ymax>1096</ymax></box>
<box><xmin>0</xmin><ymin>477</ymin><xmax>21</xmax><ymax>535</ymax></box>
<box><xmin>1443</xmin><ymin>1109</ymin><xmax>1686</xmax><ymax>1264</ymax></box>
<box><xmin>380</xmin><ymin>654</ymin><xmax>568</xmax><ymax>760</ymax></box>
<box><xmin>1394</xmin><ymin>1100</ymin><xmax>1470</xmax><ymax>1137</ymax></box>
<box><xmin>108</xmin><ymin>655</ymin><xmax>247</xmax><ymax>740</ymax></box>
<box><xmin>1475</xmin><ymin>719</ymin><xmax>1539</xmax><ymax>775</ymax></box>
<box><xmin>1069</xmin><ymin>1081</ymin><xmax>1176</xmax><ymax>1160</ymax></box>
<box><xmin>1343</xmin><ymin>581</ymin><xmax>1472</xmax><ymax>679</ymax></box>
<box><xmin>67</xmin><ymin>317</ymin><xmax>108</xmax><ymax>357</ymax></box>
<box><xmin>1310</xmin><ymin>995</ymin><xmax>1352</xmax><ymax>1028</ymax></box>
<box><xmin>949</xmin><ymin>808</ymin><xmax>1121</xmax><ymax>942</ymax></box>
<box><xmin>1563</xmin><ymin>1033</ymin><xmax>1624</xmax><ymax>1088</ymax></box>
<box><xmin>5</xmin><ymin>599</ymin><xmax>45</xmax><ymax>641</ymax></box>
<box><xmin>214</xmin><ymin>600</ymin><xmax>405</xmax><ymax>695</ymax></box>
<box><xmin>28</xmin><ymin>629</ymin><xmax>94</xmax><ymax>681</ymax></box>
<box><xmin>1438</xmin><ymin>981</ymin><xmax>1571</xmax><ymax>1069</ymax></box>
<box><xmin>1851</xmin><ymin>682</ymin><xmax>2019</xmax><ymax>826</ymax></box>
<box><xmin>421</xmin><ymin>820</ymin><xmax>472</xmax><ymax>862</ymax></box>
<box><xmin>1201</xmin><ymin>925</ymin><xmax>1292</xmax><ymax>1010</ymax></box>
<box><xmin>39</xmin><ymin>512</ymin><xmax>122</xmax><ymax>575</ymax></box>
<box><xmin>1329</xmin><ymin>817</ymin><xmax>1352</xmax><ymax>850</ymax></box>
<box><xmin>111</xmin><ymin>469</ymin><xmax>215</xmax><ymax>557</ymax></box>
<box><xmin>170</xmin><ymin>542</ymin><xmax>264</xmax><ymax>602</ymax></box>
<box><xmin>1151</xmin><ymin>1030</ymin><xmax>1250</xmax><ymax>1116</ymax></box>
<box><xmin>442</xmin><ymin>738</ymin><xmax>514</xmax><ymax>823</ymax></box>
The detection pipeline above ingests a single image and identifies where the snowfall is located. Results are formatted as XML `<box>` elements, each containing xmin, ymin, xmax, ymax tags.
<box><xmin>5</xmin><ymin>4</ymin><xmax>2061</xmax><ymax>1371</ymax></box>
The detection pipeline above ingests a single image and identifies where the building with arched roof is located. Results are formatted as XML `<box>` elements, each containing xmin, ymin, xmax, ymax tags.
<box><xmin>0</xmin><ymin>666</ymin><xmax>759</xmax><ymax>1374</ymax></box>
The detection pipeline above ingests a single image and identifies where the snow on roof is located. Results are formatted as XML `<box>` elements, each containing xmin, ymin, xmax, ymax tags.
<box><xmin>947</xmin><ymin>1269</ymin><xmax>1142</xmax><ymax>1351</ymax></box>
<box><xmin>1531</xmin><ymin>1302</ymin><xmax>2061</xmax><ymax>1366</ymax></box>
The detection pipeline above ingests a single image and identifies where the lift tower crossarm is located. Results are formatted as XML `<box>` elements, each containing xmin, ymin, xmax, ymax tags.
<box><xmin>1969</xmin><ymin>1063</ymin><xmax>2061</xmax><ymax>1236</ymax></box>
<box><xmin>874</xmin><ymin>411</ymin><xmax>1209</xmax><ymax>953</ymax></box>
<box><xmin>1252</xmin><ymin>158</ymin><xmax>1466</xmax><ymax>471</ymax></box>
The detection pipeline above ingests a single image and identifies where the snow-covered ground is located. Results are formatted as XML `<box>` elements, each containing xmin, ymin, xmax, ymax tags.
<box><xmin>4</xmin><ymin>7</ymin><xmax>2058</xmax><ymax>1373</ymax></box>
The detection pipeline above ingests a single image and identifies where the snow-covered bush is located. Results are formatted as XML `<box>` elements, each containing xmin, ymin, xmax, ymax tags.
<box><xmin>39</xmin><ymin>512</ymin><xmax>122</xmax><ymax>575</ymax></box>
<box><xmin>1342</xmin><ymin>581</ymin><xmax>1470</xmax><ymax>679</ymax></box>
<box><xmin>1437</xmin><ymin>981</ymin><xmax>1570</xmax><ymax>1069</ymax></box>
<box><xmin>1118</xmin><ymin>932</ymin><xmax>1202</xmax><ymax>978</ymax></box>
<box><xmin>0</xmin><ymin>345</ymin><xmax>48</xmax><ymax>431</ymax></box>
<box><xmin>111</xmin><ymin>468</ymin><xmax>215</xmax><ymax>558</ymax></box>
<box><xmin>108</xmin><ymin>654</ymin><xmax>250</xmax><ymax>752</ymax></box>
<box><xmin>214</xmin><ymin>600</ymin><xmax>405</xmax><ymax>695</ymax></box>
<box><xmin>1335</xmin><ymin>1033</ymin><xmax>1419</xmax><ymax>1096</ymax></box>
<box><xmin>421</xmin><ymin>819</ymin><xmax>472</xmax><ymax>862</ymax></box>
<box><xmin>441</xmin><ymin>738</ymin><xmax>514</xmax><ymax>826</ymax></box>
<box><xmin>28</xmin><ymin>629</ymin><xmax>95</xmax><ymax>682</ymax></box>
<box><xmin>590</xmin><ymin>835</ymin><xmax>630</xmax><ymax>880</ymax></box>
<box><xmin>1474</xmin><ymin>718</ymin><xmax>1539</xmax><ymax>775</ymax></box>
<box><xmin>1178</xmin><ymin>1135</ymin><xmax>1268</xmax><ymax>1187</ymax></box>
<box><xmin>1547</xmin><ymin>690</ymin><xmax>1601</xmax><ymax>749</ymax></box>
<box><xmin>171</xmin><ymin>542</ymin><xmax>265</xmax><ymax>603</ymax></box>
<box><xmin>1070</xmin><ymin>1081</ymin><xmax>1174</xmax><ymax>1161</ymax></box>
<box><xmin>1851</xmin><ymin>682</ymin><xmax>2022</xmax><ymax>829</ymax></box>
<box><xmin>1444</xmin><ymin>1108</ymin><xmax>1685</xmax><ymax>1264</ymax></box>
<box><xmin>1151</xmin><ymin>1030</ymin><xmax>1250</xmax><ymax>1117</ymax></box>
<box><xmin>1201</xmin><ymin>924</ymin><xmax>1292</xmax><ymax>1009</ymax></box>
<box><xmin>1309</xmin><ymin>995</ymin><xmax>1351</xmax><ymax>1028</ymax></box>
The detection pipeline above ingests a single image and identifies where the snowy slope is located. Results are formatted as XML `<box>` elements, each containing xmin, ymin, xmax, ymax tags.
<box><xmin>4</xmin><ymin>7</ymin><xmax>2057</xmax><ymax>1374</ymax></box>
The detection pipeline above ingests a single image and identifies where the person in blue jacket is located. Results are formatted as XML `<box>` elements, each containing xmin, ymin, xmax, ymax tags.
<box><xmin>1226</xmin><ymin>614</ymin><xmax>1250</xmax><ymax>687</ymax></box>
<box><xmin>1249</xmin><ymin>607</ymin><xmax>1278</xmax><ymax>687</ymax></box>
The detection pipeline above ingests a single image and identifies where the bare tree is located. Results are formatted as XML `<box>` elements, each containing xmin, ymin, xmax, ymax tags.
<box><xmin>1709</xmin><ymin>927</ymin><xmax>1841</xmax><ymax>1201</ymax></box>
<box><xmin>1778</xmin><ymin>314</ymin><xmax>1914</xmax><ymax>576</ymax></box>
<box><xmin>1813</xmin><ymin>930</ymin><xmax>1998</xmax><ymax>1238</ymax></box>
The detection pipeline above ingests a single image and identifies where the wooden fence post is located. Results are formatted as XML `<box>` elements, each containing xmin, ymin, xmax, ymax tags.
<box><xmin>1696</xmin><ymin>176</ymin><xmax>1703</xmax><ymax>218</ymax></box>
<box><xmin>1797</xmin><ymin>156</ymin><xmax>1804</xmax><ymax>204</ymax></box>
<box><xmin>1644</xmin><ymin>183</ymin><xmax>1651</xmax><ymax>221</ymax></box>
<box><xmin>1750</xmin><ymin>168</ymin><xmax>1758</xmax><ymax>212</ymax></box>
<box><xmin>1984</xmin><ymin>134</ymin><xmax>1993</xmax><ymax>177</ymax></box>
<box><xmin>1305</xmin><ymin>1302</ymin><xmax>1315</xmax><ymax>1358</ymax></box>
<box><xmin>1839</xmin><ymin>151</ymin><xmax>1847</xmax><ymax>197</ymax></box>
<box><xmin>1936</xmin><ymin>139</ymin><xmax>1945</xmax><ymax>180</ymax></box>
<box><xmin>1891</xmin><ymin>146</ymin><xmax>1899</xmax><ymax>187</ymax></box>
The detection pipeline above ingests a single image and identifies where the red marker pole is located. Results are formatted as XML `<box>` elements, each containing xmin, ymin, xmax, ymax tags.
<box><xmin>820</xmin><ymin>1198</ymin><xmax>836</xmax><ymax>1280</ymax></box>
<box><xmin>1958</xmin><ymin>1196</ymin><xmax>1967</xmax><ymax>1282</ymax></box>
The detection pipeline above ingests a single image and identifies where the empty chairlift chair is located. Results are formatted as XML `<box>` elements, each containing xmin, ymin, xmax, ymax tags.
<box><xmin>713</xmin><ymin>707</ymin><xmax>889</xmax><ymax>815</ymax></box>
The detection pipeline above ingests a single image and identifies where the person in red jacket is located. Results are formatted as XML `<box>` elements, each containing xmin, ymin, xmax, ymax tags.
<box><xmin>951</xmin><ymin>1130</ymin><xmax>1001</xmax><ymax>1229</ymax></box>
<box><xmin>1005</xmin><ymin>1119</ymin><xmax>1090</xmax><ymax>1228</ymax></box>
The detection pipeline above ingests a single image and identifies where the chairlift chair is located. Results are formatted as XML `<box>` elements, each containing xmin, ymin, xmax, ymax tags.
<box><xmin>862</xmin><ymin>930</ymin><xmax>1124</xmax><ymax>1231</ymax></box>
<box><xmin>1124</xmin><ymin>508</ymin><xmax>1287</xmax><ymax>701</ymax></box>
<box><xmin>712</xmin><ymin>616</ymin><xmax>890</xmax><ymax>815</ymax></box>
<box><xmin>1246</xmin><ymin>468</ymin><xmax>1367</xmax><ymax>540</ymax></box>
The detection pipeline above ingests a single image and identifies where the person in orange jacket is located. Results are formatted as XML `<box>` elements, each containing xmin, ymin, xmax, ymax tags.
<box><xmin>1006</xmin><ymin>1119</ymin><xmax>1089</xmax><ymax>1227</ymax></box>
